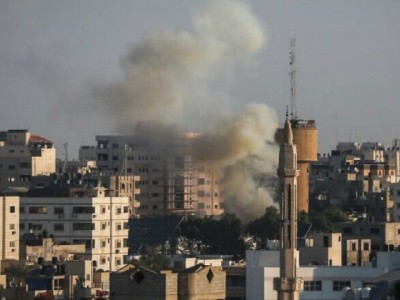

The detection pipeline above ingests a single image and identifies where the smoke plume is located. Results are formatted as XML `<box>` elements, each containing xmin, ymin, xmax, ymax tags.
<box><xmin>94</xmin><ymin>0</ymin><xmax>278</xmax><ymax>221</ymax></box>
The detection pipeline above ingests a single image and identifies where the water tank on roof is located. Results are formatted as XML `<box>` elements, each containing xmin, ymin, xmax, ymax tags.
<box><xmin>341</xmin><ymin>287</ymin><xmax>355</xmax><ymax>300</ymax></box>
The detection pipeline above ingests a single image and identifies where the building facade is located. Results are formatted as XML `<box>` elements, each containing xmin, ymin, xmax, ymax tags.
<box><xmin>0</xmin><ymin>130</ymin><xmax>56</xmax><ymax>189</ymax></box>
<box><xmin>81</xmin><ymin>130</ymin><xmax>223</xmax><ymax>218</ymax></box>
<box><xmin>20</xmin><ymin>187</ymin><xmax>130</xmax><ymax>271</ymax></box>
<box><xmin>0</xmin><ymin>195</ymin><xmax>19</xmax><ymax>260</ymax></box>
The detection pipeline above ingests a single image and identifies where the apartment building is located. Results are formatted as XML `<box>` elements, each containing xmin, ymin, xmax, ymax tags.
<box><xmin>0</xmin><ymin>195</ymin><xmax>19</xmax><ymax>260</ymax></box>
<box><xmin>0</xmin><ymin>129</ymin><xmax>56</xmax><ymax>189</ymax></box>
<box><xmin>20</xmin><ymin>187</ymin><xmax>130</xmax><ymax>272</ymax></box>
<box><xmin>81</xmin><ymin>130</ymin><xmax>223</xmax><ymax>217</ymax></box>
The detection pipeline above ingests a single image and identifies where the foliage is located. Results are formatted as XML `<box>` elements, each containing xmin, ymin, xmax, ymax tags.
<box><xmin>245</xmin><ymin>206</ymin><xmax>280</xmax><ymax>245</ymax></box>
<box><xmin>179</xmin><ymin>213</ymin><xmax>246</xmax><ymax>257</ymax></box>
<box><xmin>132</xmin><ymin>246</ymin><xmax>171</xmax><ymax>272</ymax></box>
<box><xmin>308</xmin><ymin>205</ymin><xmax>349</xmax><ymax>232</ymax></box>
<box><xmin>5</xmin><ymin>260</ymin><xmax>34</xmax><ymax>286</ymax></box>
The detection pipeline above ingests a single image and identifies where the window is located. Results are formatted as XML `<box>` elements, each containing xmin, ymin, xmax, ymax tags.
<box><xmin>101</xmin><ymin>222</ymin><xmax>107</xmax><ymax>230</ymax></box>
<box><xmin>8</xmin><ymin>165</ymin><xmax>15</xmax><ymax>170</ymax></box>
<box><xmin>9</xmin><ymin>206</ymin><xmax>15</xmax><ymax>213</ymax></box>
<box><xmin>323</xmin><ymin>236</ymin><xmax>330</xmax><ymax>247</ymax></box>
<box><xmin>198</xmin><ymin>203</ymin><xmax>205</xmax><ymax>209</ymax></box>
<box><xmin>198</xmin><ymin>178</ymin><xmax>205</xmax><ymax>185</ymax></box>
<box><xmin>30</xmin><ymin>224</ymin><xmax>43</xmax><ymax>230</ymax></box>
<box><xmin>19</xmin><ymin>162</ymin><xmax>29</xmax><ymax>168</ymax></box>
<box><xmin>54</xmin><ymin>207</ymin><xmax>64</xmax><ymax>214</ymax></box>
<box><xmin>363</xmin><ymin>242</ymin><xmax>370</xmax><ymax>251</ymax></box>
<box><xmin>116</xmin><ymin>240</ymin><xmax>122</xmax><ymax>248</ymax></box>
<box><xmin>20</xmin><ymin>206</ymin><xmax>25</xmax><ymax>213</ymax></box>
<box><xmin>72</xmin><ymin>223</ymin><xmax>95</xmax><ymax>231</ymax></box>
<box><xmin>116</xmin><ymin>223</ymin><xmax>122</xmax><ymax>231</ymax></box>
<box><xmin>9</xmin><ymin>241</ymin><xmax>15</xmax><ymax>248</ymax></box>
<box><xmin>115</xmin><ymin>258</ymin><xmax>121</xmax><ymax>266</ymax></box>
<box><xmin>198</xmin><ymin>191</ymin><xmax>205</xmax><ymax>197</ymax></box>
<box><xmin>116</xmin><ymin>207</ymin><xmax>122</xmax><ymax>214</ymax></box>
<box><xmin>123</xmin><ymin>206</ymin><xmax>129</xmax><ymax>213</ymax></box>
<box><xmin>9</xmin><ymin>224</ymin><xmax>15</xmax><ymax>230</ymax></box>
<box><xmin>123</xmin><ymin>238</ymin><xmax>129</xmax><ymax>247</ymax></box>
<box><xmin>101</xmin><ymin>206</ymin><xmax>106</xmax><ymax>214</ymax></box>
<box><xmin>123</xmin><ymin>222</ymin><xmax>129</xmax><ymax>229</ymax></box>
<box><xmin>100</xmin><ymin>256</ymin><xmax>107</xmax><ymax>264</ymax></box>
<box><xmin>29</xmin><ymin>206</ymin><xmax>47</xmax><ymax>214</ymax></box>
<box><xmin>303</xmin><ymin>281</ymin><xmax>322</xmax><ymax>291</ymax></box>
<box><xmin>54</xmin><ymin>224</ymin><xmax>64</xmax><ymax>231</ymax></box>
<box><xmin>333</xmin><ymin>281</ymin><xmax>351</xmax><ymax>291</ymax></box>
<box><xmin>351</xmin><ymin>242</ymin><xmax>357</xmax><ymax>251</ymax></box>
<box><xmin>73</xmin><ymin>206</ymin><xmax>94</xmax><ymax>214</ymax></box>
<box><xmin>101</xmin><ymin>240</ymin><xmax>107</xmax><ymax>248</ymax></box>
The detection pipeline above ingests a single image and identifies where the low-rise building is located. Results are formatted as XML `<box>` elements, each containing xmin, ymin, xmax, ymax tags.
<box><xmin>247</xmin><ymin>250</ymin><xmax>400</xmax><ymax>300</ymax></box>
<box><xmin>110</xmin><ymin>263</ymin><xmax>226</xmax><ymax>300</ymax></box>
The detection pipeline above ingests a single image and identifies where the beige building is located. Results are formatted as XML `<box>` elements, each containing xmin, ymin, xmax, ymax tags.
<box><xmin>0</xmin><ymin>195</ymin><xmax>19</xmax><ymax>260</ymax></box>
<box><xmin>20</xmin><ymin>187</ymin><xmax>130</xmax><ymax>271</ymax></box>
<box><xmin>110</xmin><ymin>263</ymin><xmax>226</xmax><ymax>300</ymax></box>
<box><xmin>82</xmin><ymin>130</ymin><xmax>223</xmax><ymax>218</ymax></box>
<box><xmin>337</xmin><ymin>222</ymin><xmax>400</xmax><ymax>252</ymax></box>
<box><xmin>0</xmin><ymin>130</ymin><xmax>56</xmax><ymax>189</ymax></box>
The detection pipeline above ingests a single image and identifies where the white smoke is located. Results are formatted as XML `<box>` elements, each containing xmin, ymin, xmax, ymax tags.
<box><xmin>94</xmin><ymin>0</ymin><xmax>278</xmax><ymax>221</ymax></box>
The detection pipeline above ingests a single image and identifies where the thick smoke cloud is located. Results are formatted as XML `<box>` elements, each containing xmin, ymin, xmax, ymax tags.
<box><xmin>194</xmin><ymin>104</ymin><xmax>278</xmax><ymax>221</ymax></box>
<box><xmin>95</xmin><ymin>0</ymin><xmax>278</xmax><ymax>221</ymax></box>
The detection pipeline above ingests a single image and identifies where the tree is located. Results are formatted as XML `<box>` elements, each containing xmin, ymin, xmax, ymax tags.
<box><xmin>245</xmin><ymin>206</ymin><xmax>280</xmax><ymax>246</ymax></box>
<box><xmin>179</xmin><ymin>214</ymin><xmax>246</xmax><ymax>257</ymax></box>
<box><xmin>5</xmin><ymin>260</ymin><xmax>33</xmax><ymax>287</ymax></box>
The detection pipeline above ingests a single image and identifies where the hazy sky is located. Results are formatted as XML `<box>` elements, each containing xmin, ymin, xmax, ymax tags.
<box><xmin>1</xmin><ymin>0</ymin><xmax>399</xmax><ymax>158</ymax></box>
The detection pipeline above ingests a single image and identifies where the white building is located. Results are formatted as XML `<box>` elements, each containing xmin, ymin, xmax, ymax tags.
<box><xmin>20</xmin><ymin>187</ymin><xmax>129</xmax><ymax>271</ymax></box>
<box><xmin>0</xmin><ymin>195</ymin><xmax>19</xmax><ymax>260</ymax></box>
<box><xmin>247</xmin><ymin>250</ymin><xmax>400</xmax><ymax>300</ymax></box>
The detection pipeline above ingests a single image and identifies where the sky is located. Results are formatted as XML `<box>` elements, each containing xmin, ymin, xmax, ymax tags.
<box><xmin>1</xmin><ymin>0</ymin><xmax>400</xmax><ymax>159</ymax></box>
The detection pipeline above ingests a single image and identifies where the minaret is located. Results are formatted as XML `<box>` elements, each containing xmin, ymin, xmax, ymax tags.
<box><xmin>273</xmin><ymin>112</ymin><xmax>303</xmax><ymax>300</ymax></box>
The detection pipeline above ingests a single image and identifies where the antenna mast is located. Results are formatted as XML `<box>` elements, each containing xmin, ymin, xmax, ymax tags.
<box><xmin>289</xmin><ymin>36</ymin><xmax>297</xmax><ymax>119</ymax></box>
<box><xmin>62</xmin><ymin>142</ymin><xmax>68</xmax><ymax>174</ymax></box>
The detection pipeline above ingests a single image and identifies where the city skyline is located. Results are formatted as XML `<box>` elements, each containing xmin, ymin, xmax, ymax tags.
<box><xmin>1</xmin><ymin>0</ymin><xmax>399</xmax><ymax>158</ymax></box>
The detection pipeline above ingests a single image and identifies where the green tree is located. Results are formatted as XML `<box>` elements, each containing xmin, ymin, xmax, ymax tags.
<box><xmin>180</xmin><ymin>214</ymin><xmax>245</xmax><ymax>257</ymax></box>
<box><xmin>133</xmin><ymin>246</ymin><xmax>171</xmax><ymax>272</ymax></box>
<box><xmin>5</xmin><ymin>260</ymin><xmax>33</xmax><ymax>287</ymax></box>
<box><xmin>245</xmin><ymin>206</ymin><xmax>280</xmax><ymax>245</ymax></box>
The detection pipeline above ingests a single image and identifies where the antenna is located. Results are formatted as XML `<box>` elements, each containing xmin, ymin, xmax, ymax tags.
<box><xmin>62</xmin><ymin>142</ymin><xmax>68</xmax><ymax>174</ymax></box>
<box><xmin>289</xmin><ymin>35</ymin><xmax>297</xmax><ymax>119</ymax></box>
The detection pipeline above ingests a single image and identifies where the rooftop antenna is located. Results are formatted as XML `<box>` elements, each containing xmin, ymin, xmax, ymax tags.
<box><xmin>62</xmin><ymin>142</ymin><xmax>68</xmax><ymax>174</ymax></box>
<box><xmin>289</xmin><ymin>35</ymin><xmax>297</xmax><ymax>119</ymax></box>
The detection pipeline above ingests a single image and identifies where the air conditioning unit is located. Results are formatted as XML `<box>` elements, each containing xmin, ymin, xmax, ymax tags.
<box><xmin>92</xmin><ymin>214</ymin><xmax>96</xmax><ymax>218</ymax></box>
<box><xmin>116</xmin><ymin>249</ymin><xmax>120</xmax><ymax>253</ymax></box>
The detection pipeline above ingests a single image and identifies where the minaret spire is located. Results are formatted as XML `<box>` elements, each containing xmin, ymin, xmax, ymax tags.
<box><xmin>274</xmin><ymin>112</ymin><xmax>302</xmax><ymax>300</ymax></box>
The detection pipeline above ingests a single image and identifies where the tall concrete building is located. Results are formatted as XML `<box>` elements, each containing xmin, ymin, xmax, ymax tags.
<box><xmin>0</xmin><ymin>195</ymin><xmax>19</xmax><ymax>260</ymax></box>
<box><xmin>273</xmin><ymin>116</ymin><xmax>302</xmax><ymax>300</ymax></box>
<box><xmin>81</xmin><ymin>129</ymin><xmax>223</xmax><ymax>218</ymax></box>
<box><xmin>20</xmin><ymin>186</ymin><xmax>130</xmax><ymax>272</ymax></box>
